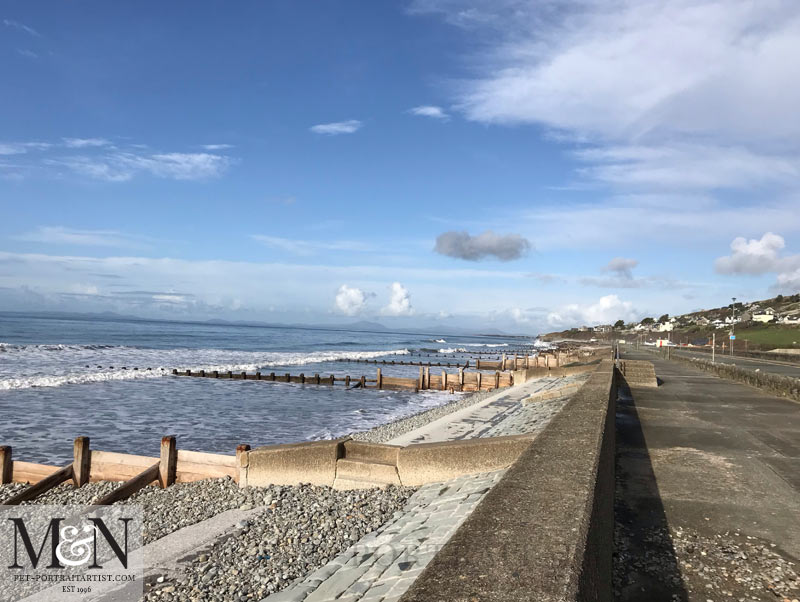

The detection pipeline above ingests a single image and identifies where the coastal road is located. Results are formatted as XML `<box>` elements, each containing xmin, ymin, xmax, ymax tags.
<box><xmin>634</xmin><ymin>345</ymin><xmax>800</xmax><ymax>379</ymax></box>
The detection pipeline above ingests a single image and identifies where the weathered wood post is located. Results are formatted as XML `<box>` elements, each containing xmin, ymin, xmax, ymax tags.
<box><xmin>376</xmin><ymin>368</ymin><xmax>382</xmax><ymax>389</ymax></box>
<box><xmin>270</xmin><ymin>372</ymin><xmax>275</xmax><ymax>380</ymax></box>
<box><xmin>314</xmin><ymin>374</ymin><xmax>320</xmax><ymax>385</ymax></box>
<box><xmin>476</xmin><ymin>372</ymin><xmax>482</xmax><ymax>390</ymax></box>
<box><xmin>502</xmin><ymin>354</ymin><xmax>507</xmax><ymax>371</ymax></box>
<box><xmin>236</xmin><ymin>444</ymin><xmax>250</xmax><ymax>488</ymax></box>
<box><xmin>345</xmin><ymin>375</ymin><xmax>351</xmax><ymax>387</ymax></box>
<box><xmin>213</xmin><ymin>370</ymin><xmax>219</xmax><ymax>378</ymax></box>
<box><xmin>0</xmin><ymin>446</ymin><xmax>11</xmax><ymax>484</ymax></box>
<box><xmin>495</xmin><ymin>371</ymin><xmax>500</xmax><ymax>388</ymax></box>
<box><xmin>424</xmin><ymin>366</ymin><xmax>430</xmax><ymax>389</ymax></box>
<box><xmin>256</xmin><ymin>371</ymin><xmax>261</xmax><ymax>380</ymax></box>
<box><xmin>200</xmin><ymin>369</ymin><xmax>206</xmax><ymax>377</ymax></box>
<box><xmin>300</xmin><ymin>373</ymin><xmax>305</xmax><ymax>383</ymax></box>
<box><xmin>525</xmin><ymin>355</ymin><xmax>530</xmax><ymax>369</ymax></box>
<box><xmin>360</xmin><ymin>375</ymin><xmax>366</xmax><ymax>388</ymax></box>
<box><xmin>419</xmin><ymin>366</ymin><xmax>424</xmax><ymax>390</ymax></box>
<box><xmin>459</xmin><ymin>367</ymin><xmax>464</xmax><ymax>388</ymax></box>
<box><xmin>476</xmin><ymin>358</ymin><xmax>481</xmax><ymax>370</ymax></box>
<box><xmin>329</xmin><ymin>374</ymin><xmax>335</xmax><ymax>385</ymax></box>
<box><xmin>159</xmin><ymin>435</ymin><xmax>177</xmax><ymax>488</ymax></box>
<box><xmin>441</xmin><ymin>370</ymin><xmax>447</xmax><ymax>391</ymax></box>
<box><xmin>72</xmin><ymin>436</ymin><xmax>91</xmax><ymax>487</ymax></box>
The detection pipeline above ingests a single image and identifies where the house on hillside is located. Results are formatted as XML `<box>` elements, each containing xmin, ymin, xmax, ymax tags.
<box><xmin>657</xmin><ymin>321</ymin><xmax>674</xmax><ymax>332</ymax></box>
<box><xmin>753</xmin><ymin>308</ymin><xmax>776</xmax><ymax>323</ymax></box>
<box><xmin>780</xmin><ymin>315</ymin><xmax>800</xmax><ymax>325</ymax></box>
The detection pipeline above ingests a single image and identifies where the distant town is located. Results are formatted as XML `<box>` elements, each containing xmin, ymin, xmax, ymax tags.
<box><xmin>544</xmin><ymin>293</ymin><xmax>800</xmax><ymax>350</ymax></box>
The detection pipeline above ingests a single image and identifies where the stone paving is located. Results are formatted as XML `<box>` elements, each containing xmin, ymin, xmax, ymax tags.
<box><xmin>261</xmin><ymin>470</ymin><xmax>505</xmax><ymax>602</ymax></box>
<box><xmin>260</xmin><ymin>375</ymin><xmax>584</xmax><ymax>602</ymax></box>
<box><xmin>386</xmin><ymin>374</ymin><xmax>586</xmax><ymax>445</ymax></box>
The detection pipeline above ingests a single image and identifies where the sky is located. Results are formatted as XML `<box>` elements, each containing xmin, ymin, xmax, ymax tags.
<box><xmin>1</xmin><ymin>0</ymin><xmax>800</xmax><ymax>334</ymax></box>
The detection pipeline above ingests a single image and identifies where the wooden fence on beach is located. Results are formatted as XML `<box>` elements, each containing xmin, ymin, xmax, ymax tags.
<box><xmin>0</xmin><ymin>436</ymin><xmax>247</xmax><ymax>506</ymax></box>
<box><xmin>172</xmin><ymin>366</ymin><xmax>514</xmax><ymax>392</ymax></box>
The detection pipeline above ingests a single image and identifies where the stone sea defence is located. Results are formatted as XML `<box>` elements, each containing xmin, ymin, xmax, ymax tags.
<box><xmin>399</xmin><ymin>359</ymin><xmax>617</xmax><ymax>602</ymax></box>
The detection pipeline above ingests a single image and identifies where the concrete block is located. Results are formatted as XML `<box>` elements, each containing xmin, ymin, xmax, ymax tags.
<box><xmin>244</xmin><ymin>438</ymin><xmax>346</xmax><ymax>487</ymax></box>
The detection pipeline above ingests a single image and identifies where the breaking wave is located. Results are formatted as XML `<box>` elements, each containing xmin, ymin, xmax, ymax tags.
<box><xmin>0</xmin><ymin>343</ymin><xmax>409</xmax><ymax>390</ymax></box>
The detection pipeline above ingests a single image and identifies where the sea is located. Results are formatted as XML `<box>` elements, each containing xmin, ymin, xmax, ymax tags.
<box><xmin>0</xmin><ymin>313</ymin><xmax>538</xmax><ymax>465</ymax></box>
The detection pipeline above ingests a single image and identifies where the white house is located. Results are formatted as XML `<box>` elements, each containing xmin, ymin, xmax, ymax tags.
<box><xmin>753</xmin><ymin>308</ymin><xmax>776</xmax><ymax>323</ymax></box>
<box><xmin>780</xmin><ymin>315</ymin><xmax>800</xmax><ymax>325</ymax></box>
<box><xmin>657</xmin><ymin>321</ymin><xmax>674</xmax><ymax>332</ymax></box>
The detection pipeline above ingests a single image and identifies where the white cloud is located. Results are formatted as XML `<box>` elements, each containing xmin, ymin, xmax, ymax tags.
<box><xmin>201</xmin><ymin>144</ymin><xmax>234</xmax><ymax>150</ymax></box>
<box><xmin>251</xmin><ymin>235</ymin><xmax>372</xmax><ymax>256</ymax></box>
<box><xmin>62</xmin><ymin>138</ymin><xmax>110</xmax><ymax>148</ymax></box>
<box><xmin>16</xmin><ymin>49</ymin><xmax>38</xmax><ymax>59</ymax></box>
<box><xmin>0</xmin><ymin>141</ymin><xmax>52</xmax><ymax>155</ymax></box>
<box><xmin>714</xmin><ymin>232</ymin><xmax>788</xmax><ymax>275</ymax></box>
<box><xmin>14</xmin><ymin>226</ymin><xmax>149</xmax><ymax>249</ymax></box>
<box><xmin>3</xmin><ymin>19</ymin><xmax>40</xmax><ymax>37</ymax></box>
<box><xmin>335</xmin><ymin>285</ymin><xmax>368</xmax><ymax>316</ymax></box>
<box><xmin>309</xmin><ymin>120</ymin><xmax>363</xmax><ymax>135</ymax></box>
<box><xmin>714</xmin><ymin>232</ymin><xmax>800</xmax><ymax>291</ymax></box>
<box><xmin>409</xmin><ymin>105</ymin><xmax>450</xmax><ymax>120</ymax></box>
<box><xmin>381</xmin><ymin>282</ymin><xmax>414</xmax><ymax>316</ymax></box>
<box><xmin>50</xmin><ymin>152</ymin><xmax>231</xmax><ymax>181</ymax></box>
<box><xmin>547</xmin><ymin>294</ymin><xmax>638</xmax><ymax>328</ymax></box>
<box><xmin>413</xmin><ymin>0</ymin><xmax>800</xmax><ymax>192</ymax></box>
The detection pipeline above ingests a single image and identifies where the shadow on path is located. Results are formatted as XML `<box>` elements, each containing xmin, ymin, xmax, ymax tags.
<box><xmin>614</xmin><ymin>382</ymin><xmax>689</xmax><ymax>601</ymax></box>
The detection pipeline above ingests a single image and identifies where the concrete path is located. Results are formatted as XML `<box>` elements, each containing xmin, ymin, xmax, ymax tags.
<box><xmin>616</xmin><ymin>349</ymin><xmax>800</xmax><ymax>601</ymax></box>
<box><xmin>386</xmin><ymin>374</ymin><xmax>585</xmax><ymax>445</ymax></box>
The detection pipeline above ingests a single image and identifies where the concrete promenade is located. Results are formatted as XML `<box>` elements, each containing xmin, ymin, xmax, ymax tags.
<box><xmin>616</xmin><ymin>349</ymin><xmax>800</xmax><ymax>601</ymax></box>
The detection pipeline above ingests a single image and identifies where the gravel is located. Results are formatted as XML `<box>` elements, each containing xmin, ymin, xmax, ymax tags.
<box><xmin>351</xmin><ymin>387</ymin><xmax>504</xmax><ymax>443</ymax></box>
<box><xmin>0</xmin><ymin>482</ymin><xmax>26</xmax><ymax>503</ymax></box>
<box><xmin>144</xmin><ymin>483</ymin><xmax>415</xmax><ymax>601</ymax></box>
<box><xmin>614</xmin><ymin>520</ymin><xmax>800</xmax><ymax>601</ymax></box>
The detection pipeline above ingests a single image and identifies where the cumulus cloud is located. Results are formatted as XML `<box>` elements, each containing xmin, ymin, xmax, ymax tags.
<box><xmin>381</xmin><ymin>282</ymin><xmax>413</xmax><ymax>316</ymax></box>
<box><xmin>714</xmin><ymin>232</ymin><xmax>800</xmax><ymax>292</ymax></box>
<box><xmin>714</xmin><ymin>232</ymin><xmax>788</xmax><ymax>275</ymax></box>
<box><xmin>309</xmin><ymin>120</ymin><xmax>363</xmax><ymax>135</ymax></box>
<box><xmin>604</xmin><ymin>257</ymin><xmax>639</xmax><ymax>279</ymax></box>
<box><xmin>434</xmin><ymin>230</ymin><xmax>531</xmax><ymax>261</ymax></box>
<box><xmin>409</xmin><ymin>106</ymin><xmax>450</xmax><ymax>120</ymax></box>
<box><xmin>547</xmin><ymin>294</ymin><xmax>638</xmax><ymax>328</ymax></box>
<box><xmin>335</xmin><ymin>285</ymin><xmax>368</xmax><ymax>316</ymax></box>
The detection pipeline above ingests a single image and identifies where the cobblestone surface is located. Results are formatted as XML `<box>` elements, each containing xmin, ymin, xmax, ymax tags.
<box><xmin>261</xmin><ymin>471</ymin><xmax>505</xmax><ymax>602</ymax></box>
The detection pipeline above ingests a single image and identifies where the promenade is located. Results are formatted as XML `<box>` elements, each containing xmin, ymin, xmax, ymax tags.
<box><xmin>616</xmin><ymin>349</ymin><xmax>800</xmax><ymax>600</ymax></box>
<box><xmin>667</xmin><ymin>347</ymin><xmax>800</xmax><ymax>379</ymax></box>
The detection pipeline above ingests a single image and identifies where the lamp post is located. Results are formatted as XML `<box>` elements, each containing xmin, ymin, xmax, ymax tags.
<box><xmin>730</xmin><ymin>297</ymin><xmax>736</xmax><ymax>356</ymax></box>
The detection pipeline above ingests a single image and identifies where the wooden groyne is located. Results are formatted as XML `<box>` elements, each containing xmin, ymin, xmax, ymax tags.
<box><xmin>0</xmin><ymin>436</ymin><xmax>247</xmax><ymax>506</ymax></box>
<box><xmin>337</xmin><ymin>358</ymin><xmax>471</xmax><ymax>368</ymax></box>
<box><xmin>173</xmin><ymin>367</ymin><xmax>513</xmax><ymax>392</ymax></box>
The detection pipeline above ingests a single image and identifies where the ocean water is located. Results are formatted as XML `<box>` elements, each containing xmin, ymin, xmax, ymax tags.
<box><xmin>0</xmin><ymin>313</ymin><xmax>536</xmax><ymax>464</ymax></box>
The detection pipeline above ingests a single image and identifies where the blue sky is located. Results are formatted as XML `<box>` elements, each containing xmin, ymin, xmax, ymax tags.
<box><xmin>2</xmin><ymin>1</ymin><xmax>800</xmax><ymax>334</ymax></box>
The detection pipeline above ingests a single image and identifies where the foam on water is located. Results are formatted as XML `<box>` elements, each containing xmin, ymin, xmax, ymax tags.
<box><xmin>0</xmin><ymin>343</ymin><xmax>410</xmax><ymax>390</ymax></box>
<box><xmin>438</xmin><ymin>347</ymin><xmax>467</xmax><ymax>353</ymax></box>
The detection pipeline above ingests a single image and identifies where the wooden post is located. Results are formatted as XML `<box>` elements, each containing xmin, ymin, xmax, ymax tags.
<box><xmin>0</xmin><ymin>446</ymin><xmax>11</xmax><ymax>484</ymax></box>
<box><xmin>360</xmin><ymin>375</ymin><xmax>366</xmax><ymax>388</ymax></box>
<box><xmin>236</xmin><ymin>444</ymin><xmax>250</xmax><ymax>487</ymax></box>
<box><xmin>441</xmin><ymin>370</ymin><xmax>447</xmax><ymax>391</ymax></box>
<box><xmin>284</xmin><ymin>373</ymin><xmax>290</xmax><ymax>382</ymax></box>
<box><xmin>270</xmin><ymin>372</ymin><xmax>275</xmax><ymax>380</ymax></box>
<box><xmin>95</xmin><ymin>463</ymin><xmax>159</xmax><ymax>505</ymax></box>
<box><xmin>476</xmin><ymin>358</ymin><xmax>481</xmax><ymax>370</ymax></box>
<box><xmin>345</xmin><ymin>375</ymin><xmax>351</xmax><ymax>387</ymax></box>
<box><xmin>200</xmin><ymin>369</ymin><xmax>206</xmax><ymax>377</ymax></box>
<box><xmin>525</xmin><ymin>355</ymin><xmax>530</xmax><ymax>369</ymax></box>
<box><xmin>376</xmin><ymin>368</ymin><xmax>382</xmax><ymax>389</ymax></box>
<box><xmin>159</xmin><ymin>435</ymin><xmax>177</xmax><ymax>488</ymax></box>
<box><xmin>502</xmin><ymin>354</ymin><xmax>507</xmax><ymax>371</ymax></box>
<box><xmin>329</xmin><ymin>374</ymin><xmax>335</xmax><ymax>385</ymax></box>
<box><xmin>476</xmin><ymin>372</ymin><xmax>482</xmax><ymax>390</ymax></box>
<box><xmin>300</xmin><ymin>373</ymin><xmax>305</xmax><ymax>383</ymax></box>
<box><xmin>514</xmin><ymin>355</ymin><xmax>519</xmax><ymax>369</ymax></box>
<box><xmin>459</xmin><ymin>368</ymin><xmax>464</xmax><ymax>387</ymax></box>
<box><xmin>72</xmin><ymin>436</ymin><xmax>91</xmax><ymax>487</ymax></box>
<box><xmin>3</xmin><ymin>464</ymin><xmax>74</xmax><ymax>505</ymax></box>
<box><xmin>314</xmin><ymin>374</ymin><xmax>320</xmax><ymax>385</ymax></box>
<box><xmin>419</xmin><ymin>366</ymin><xmax>424</xmax><ymax>390</ymax></box>
<box><xmin>213</xmin><ymin>370</ymin><xmax>219</xmax><ymax>378</ymax></box>
<box><xmin>172</xmin><ymin>369</ymin><xmax>178</xmax><ymax>375</ymax></box>
<box><xmin>424</xmin><ymin>366</ymin><xmax>430</xmax><ymax>389</ymax></box>
<box><xmin>495</xmin><ymin>371</ymin><xmax>500</xmax><ymax>388</ymax></box>
<box><xmin>256</xmin><ymin>371</ymin><xmax>261</xmax><ymax>380</ymax></box>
